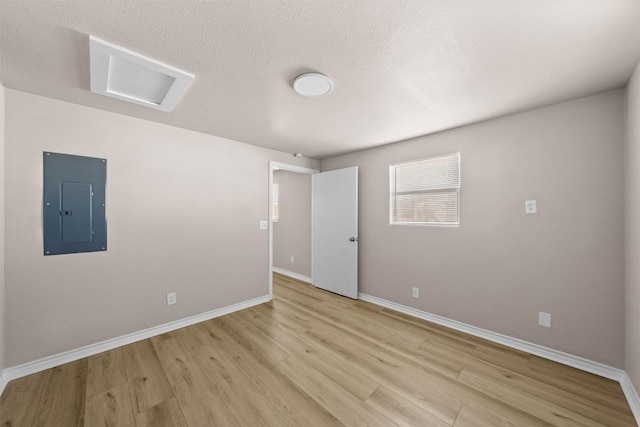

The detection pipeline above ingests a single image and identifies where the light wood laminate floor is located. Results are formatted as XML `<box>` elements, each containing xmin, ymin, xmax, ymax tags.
<box><xmin>1</xmin><ymin>273</ymin><xmax>636</xmax><ymax>426</ymax></box>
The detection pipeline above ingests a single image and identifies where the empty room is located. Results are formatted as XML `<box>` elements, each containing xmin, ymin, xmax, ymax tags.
<box><xmin>1</xmin><ymin>1</ymin><xmax>640</xmax><ymax>426</ymax></box>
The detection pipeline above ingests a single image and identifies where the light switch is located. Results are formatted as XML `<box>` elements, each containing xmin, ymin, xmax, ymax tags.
<box><xmin>525</xmin><ymin>200</ymin><xmax>537</xmax><ymax>214</ymax></box>
<box><xmin>259</xmin><ymin>220</ymin><xmax>268</xmax><ymax>230</ymax></box>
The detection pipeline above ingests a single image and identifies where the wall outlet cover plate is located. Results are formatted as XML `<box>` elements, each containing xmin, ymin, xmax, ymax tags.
<box><xmin>525</xmin><ymin>200</ymin><xmax>537</xmax><ymax>214</ymax></box>
<box><xmin>538</xmin><ymin>311</ymin><xmax>551</xmax><ymax>327</ymax></box>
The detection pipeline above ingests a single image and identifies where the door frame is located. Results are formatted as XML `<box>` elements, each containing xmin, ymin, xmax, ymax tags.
<box><xmin>268</xmin><ymin>161</ymin><xmax>319</xmax><ymax>299</ymax></box>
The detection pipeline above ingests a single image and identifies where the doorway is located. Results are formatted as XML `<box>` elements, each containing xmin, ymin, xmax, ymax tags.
<box><xmin>268</xmin><ymin>162</ymin><xmax>318</xmax><ymax>298</ymax></box>
<box><xmin>268</xmin><ymin>162</ymin><xmax>359</xmax><ymax>300</ymax></box>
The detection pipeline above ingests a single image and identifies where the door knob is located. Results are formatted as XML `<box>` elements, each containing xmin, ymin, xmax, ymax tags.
<box><xmin>349</xmin><ymin>237</ymin><xmax>358</xmax><ymax>242</ymax></box>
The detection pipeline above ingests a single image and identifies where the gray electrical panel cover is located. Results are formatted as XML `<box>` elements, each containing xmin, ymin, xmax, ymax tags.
<box><xmin>43</xmin><ymin>152</ymin><xmax>107</xmax><ymax>255</ymax></box>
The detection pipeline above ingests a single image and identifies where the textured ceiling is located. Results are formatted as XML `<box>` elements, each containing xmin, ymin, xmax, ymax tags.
<box><xmin>1</xmin><ymin>1</ymin><xmax>639</xmax><ymax>159</ymax></box>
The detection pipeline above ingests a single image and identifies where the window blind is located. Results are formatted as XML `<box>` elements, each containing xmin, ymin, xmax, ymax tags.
<box><xmin>390</xmin><ymin>152</ymin><xmax>460</xmax><ymax>226</ymax></box>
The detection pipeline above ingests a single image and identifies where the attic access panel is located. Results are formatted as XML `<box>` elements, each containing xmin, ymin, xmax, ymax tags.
<box><xmin>43</xmin><ymin>152</ymin><xmax>107</xmax><ymax>255</ymax></box>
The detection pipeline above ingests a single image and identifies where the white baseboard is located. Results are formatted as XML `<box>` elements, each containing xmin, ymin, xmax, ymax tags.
<box><xmin>359</xmin><ymin>292</ymin><xmax>640</xmax><ymax>425</ymax></box>
<box><xmin>0</xmin><ymin>370</ymin><xmax>8</xmax><ymax>397</ymax></box>
<box><xmin>0</xmin><ymin>294</ymin><xmax>270</xmax><ymax>396</ymax></box>
<box><xmin>621</xmin><ymin>372</ymin><xmax>640</xmax><ymax>422</ymax></box>
<box><xmin>272</xmin><ymin>267</ymin><xmax>312</xmax><ymax>284</ymax></box>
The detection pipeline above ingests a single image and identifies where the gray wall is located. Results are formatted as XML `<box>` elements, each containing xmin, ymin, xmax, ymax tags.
<box><xmin>625</xmin><ymin>62</ymin><xmax>640</xmax><ymax>392</ymax></box>
<box><xmin>1</xmin><ymin>83</ymin><xmax>634</xmax><ymax>377</ymax></box>
<box><xmin>273</xmin><ymin>170</ymin><xmax>312</xmax><ymax>278</ymax></box>
<box><xmin>321</xmin><ymin>90</ymin><xmax>625</xmax><ymax>367</ymax></box>
<box><xmin>3</xmin><ymin>89</ymin><xmax>318</xmax><ymax>367</ymax></box>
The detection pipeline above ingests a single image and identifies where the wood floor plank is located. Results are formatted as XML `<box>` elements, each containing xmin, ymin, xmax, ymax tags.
<box><xmin>218</xmin><ymin>313</ymin><xmax>292</xmax><ymax>365</ymax></box>
<box><xmin>419</xmin><ymin>331</ymin><xmax>477</xmax><ymax>356</ymax></box>
<box><xmin>453</xmin><ymin>405</ymin><xmax>530</xmax><ymax>427</ymax></box>
<box><xmin>270</xmin><ymin>295</ymin><xmax>335</xmax><ymax>330</ymax></box>
<box><xmin>152</xmin><ymin>336</ymin><xmax>240</xmax><ymax>427</ymax></box>
<box><xmin>194</xmin><ymin>343</ymin><xmax>293</xmax><ymax>427</ymax></box>
<box><xmin>277</xmin><ymin>276</ymin><xmax>356</xmax><ymax>307</ymax></box>
<box><xmin>86</xmin><ymin>348</ymin><xmax>128</xmax><ymax>397</ymax></box>
<box><xmin>134</xmin><ymin>397</ymin><xmax>189</xmax><ymax>427</ymax></box>
<box><xmin>276</xmin><ymin>287</ymin><xmax>426</xmax><ymax>352</ymax></box>
<box><xmin>200</xmin><ymin>318</ymin><xmax>343</xmax><ymax>426</ymax></box>
<box><xmin>174</xmin><ymin>323</ymin><xmax>217</xmax><ymax>352</ymax></box>
<box><xmin>301</xmin><ymin>325</ymin><xmax>549</xmax><ymax>426</ymax></box>
<box><xmin>379</xmin><ymin>308</ymin><xmax>503</xmax><ymax>349</ymax></box>
<box><xmin>457</xmin><ymin>358</ymin><xmax>636</xmax><ymax>426</ymax></box>
<box><xmin>365</xmin><ymin>385</ymin><xmax>451</xmax><ymax>427</ymax></box>
<box><xmin>0</xmin><ymin>369</ymin><xmax>50</xmax><ymax>427</ymax></box>
<box><xmin>417</xmin><ymin>335</ymin><xmax>635</xmax><ymax>423</ymax></box>
<box><xmin>471</xmin><ymin>343</ymin><xmax>531</xmax><ymax>371</ymax></box>
<box><xmin>301</xmin><ymin>327</ymin><xmax>464</xmax><ymax>424</ymax></box>
<box><xmin>351</xmin><ymin>298</ymin><xmax>385</xmax><ymax>313</ymax></box>
<box><xmin>239</xmin><ymin>306</ymin><xmax>380</xmax><ymax>400</ymax></box>
<box><xmin>277</xmin><ymin>355</ymin><xmax>397</xmax><ymax>427</ymax></box>
<box><xmin>418</xmin><ymin>338</ymin><xmax>633</xmax><ymax>419</ymax></box>
<box><xmin>84</xmin><ymin>382</ymin><xmax>135</xmax><ymax>427</ymax></box>
<box><xmin>122</xmin><ymin>339</ymin><xmax>174</xmax><ymax>414</ymax></box>
<box><xmin>275</xmin><ymin>280</ymin><xmax>325</xmax><ymax>305</ymax></box>
<box><xmin>471</xmin><ymin>343</ymin><xmax>632</xmax><ymax>413</ymax></box>
<box><xmin>343</xmin><ymin>303</ymin><xmax>433</xmax><ymax>348</ymax></box>
<box><xmin>527</xmin><ymin>366</ymin><xmax>632</xmax><ymax>414</ymax></box>
<box><xmin>529</xmin><ymin>354</ymin><xmax>626</xmax><ymax>397</ymax></box>
<box><xmin>249</xmin><ymin>303</ymin><xmax>312</xmax><ymax>333</ymax></box>
<box><xmin>279</xmin><ymin>301</ymin><xmax>447</xmax><ymax>385</ymax></box>
<box><xmin>32</xmin><ymin>359</ymin><xmax>88</xmax><ymax>427</ymax></box>
<box><xmin>272</xmin><ymin>272</ymin><xmax>293</xmax><ymax>283</ymax></box>
<box><xmin>457</xmin><ymin>369</ymin><xmax>609</xmax><ymax>426</ymax></box>
<box><xmin>303</xmin><ymin>308</ymin><xmax>461</xmax><ymax>381</ymax></box>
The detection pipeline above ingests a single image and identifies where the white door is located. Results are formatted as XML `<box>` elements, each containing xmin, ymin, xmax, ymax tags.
<box><xmin>313</xmin><ymin>167</ymin><xmax>358</xmax><ymax>299</ymax></box>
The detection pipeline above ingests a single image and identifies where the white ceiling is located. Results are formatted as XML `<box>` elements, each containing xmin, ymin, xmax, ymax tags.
<box><xmin>1</xmin><ymin>1</ymin><xmax>639</xmax><ymax>159</ymax></box>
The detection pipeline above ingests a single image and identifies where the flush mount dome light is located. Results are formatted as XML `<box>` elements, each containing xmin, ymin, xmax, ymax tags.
<box><xmin>293</xmin><ymin>73</ymin><xmax>333</xmax><ymax>97</ymax></box>
<box><xmin>89</xmin><ymin>35</ymin><xmax>194</xmax><ymax>112</ymax></box>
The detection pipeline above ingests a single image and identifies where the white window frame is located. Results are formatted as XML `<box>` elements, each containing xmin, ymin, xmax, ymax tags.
<box><xmin>389</xmin><ymin>152</ymin><xmax>461</xmax><ymax>227</ymax></box>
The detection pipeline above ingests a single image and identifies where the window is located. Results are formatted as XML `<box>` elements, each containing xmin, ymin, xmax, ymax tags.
<box><xmin>390</xmin><ymin>152</ymin><xmax>460</xmax><ymax>226</ymax></box>
<box><xmin>272</xmin><ymin>183</ymin><xmax>279</xmax><ymax>222</ymax></box>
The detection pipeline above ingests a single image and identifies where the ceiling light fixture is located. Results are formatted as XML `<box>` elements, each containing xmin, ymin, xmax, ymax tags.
<box><xmin>293</xmin><ymin>73</ymin><xmax>333</xmax><ymax>97</ymax></box>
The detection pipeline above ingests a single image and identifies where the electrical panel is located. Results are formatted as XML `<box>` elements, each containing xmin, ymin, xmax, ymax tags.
<box><xmin>43</xmin><ymin>152</ymin><xmax>107</xmax><ymax>255</ymax></box>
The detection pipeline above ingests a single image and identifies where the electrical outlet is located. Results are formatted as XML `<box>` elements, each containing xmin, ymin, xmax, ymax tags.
<box><xmin>259</xmin><ymin>220</ymin><xmax>268</xmax><ymax>230</ymax></box>
<box><xmin>412</xmin><ymin>287</ymin><xmax>419</xmax><ymax>298</ymax></box>
<box><xmin>525</xmin><ymin>200</ymin><xmax>537</xmax><ymax>214</ymax></box>
<box><xmin>167</xmin><ymin>292</ymin><xmax>176</xmax><ymax>306</ymax></box>
<box><xmin>538</xmin><ymin>311</ymin><xmax>551</xmax><ymax>328</ymax></box>
<box><xmin>290</xmin><ymin>256</ymin><xmax>294</xmax><ymax>263</ymax></box>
